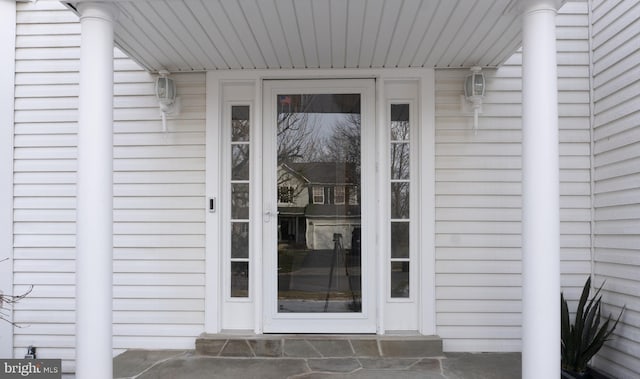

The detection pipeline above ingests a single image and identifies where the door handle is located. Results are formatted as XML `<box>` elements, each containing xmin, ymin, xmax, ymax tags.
<box><xmin>264</xmin><ymin>209</ymin><xmax>278</xmax><ymax>223</ymax></box>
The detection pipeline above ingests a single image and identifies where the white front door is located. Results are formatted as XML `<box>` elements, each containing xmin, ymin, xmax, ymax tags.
<box><xmin>262</xmin><ymin>79</ymin><xmax>377</xmax><ymax>333</ymax></box>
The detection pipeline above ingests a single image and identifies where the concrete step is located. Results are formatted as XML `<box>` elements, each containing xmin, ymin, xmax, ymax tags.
<box><xmin>195</xmin><ymin>334</ymin><xmax>442</xmax><ymax>358</ymax></box>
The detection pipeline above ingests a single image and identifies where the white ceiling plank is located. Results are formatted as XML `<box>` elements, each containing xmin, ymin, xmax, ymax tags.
<box><xmin>396</xmin><ymin>0</ymin><xmax>439</xmax><ymax>67</ymax></box>
<box><xmin>462</xmin><ymin>7</ymin><xmax>520</xmax><ymax>67</ymax></box>
<box><xmin>102</xmin><ymin>0</ymin><xmax>542</xmax><ymax>71</ymax></box>
<box><xmin>154</xmin><ymin>0</ymin><xmax>218</xmax><ymax>70</ymax></box>
<box><xmin>448</xmin><ymin>0</ymin><xmax>510</xmax><ymax>67</ymax></box>
<box><xmin>424</xmin><ymin>0</ymin><xmax>477</xmax><ymax>67</ymax></box>
<box><xmin>114</xmin><ymin>15</ymin><xmax>164</xmax><ymax>70</ymax></box>
<box><xmin>488</xmin><ymin>38</ymin><xmax>521</xmax><ymax>67</ymax></box>
<box><xmin>220</xmin><ymin>0</ymin><xmax>267</xmax><ymax>69</ymax></box>
<box><xmin>204</xmin><ymin>0</ymin><xmax>256</xmax><ymax>69</ymax></box>
<box><xmin>183</xmin><ymin>0</ymin><xmax>241</xmax><ymax>70</ymax></box>
<box><xmin>113</xmin><ymin>35</ymin><xmax>147</xmax><ymax>72</ymax></box>
<box><xmin>485</xmin><ymin>23</ymin><xmax>523</xmax><ymax>67</ymax></box>
<box><xmin>312</xmin><ymin>0</ymin><xmax>332</xmax><ymax>68</ymax></box>
<box><xmin>371</xmin><ymin>0</ymin><xmax>402</xmax><ymax>68</ymax></box>
<box><xmin>142</xmin><ymin>1</ymin><xmax>208</xmax><ymax>70</ymax></box>
<box><xmin>114</xmin><ymin>18</ymin><xmax>168</xmax><ymax>72</ymax></box>
<box><xmin>384</xmin><ymin>0</ymin><xmax>422</xmax><ymax>68</ymax></box>
<box><xmin>345</xmin><ymin>0</ymin><xmax>366</xmax><ymax>68</ymax></box>
<box><xmin>465</xmin><ymin>9</ymin><xmax>521</xmax><ymax>65</ymax></box>
<box><xmin>166</xmin><ymin>0</ymin><xmax>228</xmax><ymax>70</ymax></box>
<box><xmin>411</xmin><ymin>0</ymin><xmax>457</xmax><ymax>67</ymax></box>
<box><xmin>257</xmin><ymin>0</ymin><xmax>293</xmax><ymax>68</ymax></box>
<box><xmin>238</xmin><ymin>0</ymin><xmax>281</xmax><ymax>69</ymax></box>
<box><xmin>119</xmin><ymin>2</ymin><xmax>190</xmax><ymax>70</ymax></box>
<box><xmin>275</xmin><ymin>0</ymin><xmax>306</xmax><ymax>68</ymax></box>
<box><xmin>114</xmin><ymin>37</ymin><xmax>154</xmax><ymax>72</ymax></box>
<box><xmin>434</xmin><ymin>0</ymin><xmax>486</xmax><ymax>67</ymax></box>
<box><xmin>358</xmin><ymin>0</ymin><xmax>385</xmax><ymax>68</ymax></box>
<box><xmin>330</xmin><ymin>0</ymin><xmax>348</xmax><ymax>68</ymax></box>
<box><xmin>294</xmin><ymin>0</ymin><xmax>319</xmax><ymax>68</ymax></box>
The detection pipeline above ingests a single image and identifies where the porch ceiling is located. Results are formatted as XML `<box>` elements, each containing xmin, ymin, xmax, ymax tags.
<box><xmin>67</xmin><ymin>0</ymin><xmax>561</xmax><ymax>73</ymax></box>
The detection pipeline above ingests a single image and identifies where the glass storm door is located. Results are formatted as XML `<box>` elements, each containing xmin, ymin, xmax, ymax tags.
<box><xmin>262</xmin><ymin>80</ymin><xmax>376</xmax><ymax>333</ymax></box>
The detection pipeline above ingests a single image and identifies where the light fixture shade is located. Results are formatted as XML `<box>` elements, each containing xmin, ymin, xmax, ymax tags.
<box><xmin>464</xmin><ymin>66</ymin><xmax>485</xmax><ymax>99</ymax></box>
<box><xmin>155</xmin><ymin>76</ymin><xmax>176</xmax><ymax>105</ymax></box>
<box><xmin>155</xmin><ymin>72</ymin><xmax>177</xmax><ymax>133</ymax></box>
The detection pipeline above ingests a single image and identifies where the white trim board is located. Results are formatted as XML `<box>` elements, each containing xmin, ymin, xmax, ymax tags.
<box><xmin>204</xmin><ymin>68</ymin><xmax>436</xmax><ymax>335</ymax></box>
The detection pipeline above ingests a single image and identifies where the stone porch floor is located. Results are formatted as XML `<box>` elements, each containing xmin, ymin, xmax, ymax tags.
<box><xmin>113</xmin><ymin>350</ymin><xmax>522</xmax><ymax>379</ymax></box>
<box><xmin>114</xmin><ymin>334</ymin><xmax>523</xmax><ymax>379</ymax></box>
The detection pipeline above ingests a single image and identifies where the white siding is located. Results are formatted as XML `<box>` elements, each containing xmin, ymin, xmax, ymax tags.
<box><xmin>0</xmin><ymin>0</ymin><xmax>17</xmax><ymax>359</ymax></box>
<box><xmin>13</xmin><ymin>2</ymin><xmax>205</xmax><ymax>373</ymax></box>
<box><xmin>112</xmin><ymin>63</ymin><xmax>206</xmax><ymax>355</ymax></box>
<box><xmin>13</xmin><ymin>4</ymin><xmax>79</xmax><ymax>372</ymax></box>
<box><xmin>434</xmin><ymin>2</ymin><xmax>592</xmax><ymax>352</ymax></box>
<box><xmin>591</xmin><ymin>0</ymin><xmax>640</xmax><ymax>377</ymax></box>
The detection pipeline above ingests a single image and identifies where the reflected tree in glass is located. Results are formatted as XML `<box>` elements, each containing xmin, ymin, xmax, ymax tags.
<box><xmin>275</xmin><ymin>93</ymin><xmax>363</xmax><ymax>313</ymax></box>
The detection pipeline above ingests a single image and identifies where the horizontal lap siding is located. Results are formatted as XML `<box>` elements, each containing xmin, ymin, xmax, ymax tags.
<box><xmin>591</xmin><ymin>0</ymin><xmax>640</xmax><ymax>376</ymax></box>
<box><xmin>112</xmin><ymin>63</ymin><xmax>206</xmax><ymax>357</ymax></box>
<box><xmin>13</xmin><ymin>2</ymin><xmax>205</xmax><ymax>373</ymax></box>
<box><xmin>13</xmin><ymin>4</ymin><xmax>79</xmax><ymax>373</ymax></box>
<box><xmin>434</xmin><ymin>2</ymin><xmax>591</xmax><ymax>352</ymax></box>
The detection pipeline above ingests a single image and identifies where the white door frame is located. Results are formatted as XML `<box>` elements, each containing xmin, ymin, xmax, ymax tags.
<box><xmin>261</xmin><ymin>79</ymin><xmax>377</xmax><ymax>333</ymax></box>
<box><xmin>204</xmin><ymin>69</ymin><xmax>436</xmax><ymax>336</ymax></box>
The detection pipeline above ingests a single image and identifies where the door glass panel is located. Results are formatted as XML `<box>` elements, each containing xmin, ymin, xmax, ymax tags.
<box><xmin>276</xmin><ymin>94</ymin><xmax>362</xmax><ymax>313</ymax></box>
<box><xmin>231</xmin><ymin>183</ymin><xmax>249</xmax><ymax>219</ymax></box>
<box><xmin>390</xmin><ymin>182</ymin><xmax>410</xmax><ymax>219</ymax></box>
<box><xmin>230</xmin><ymin>105</ymin><xmax>251</xmax><ymax>298</ymax></box>
<box><xmin>231</xmin><ymin>222</ymin><xmax>249</xmax><ymax>258</ymax></box>
<box><xmin>231</xmin><ymin>261</ymin><xmax>249</xmax><ymax>297</ymax></box>
<box><xmin>231</xmin><ymin>145</ymin><xmax>250</xmax><ymax>180</ymax></box>
<box><xmin>232</xmin><ymin>106</ymin><xmax>250</xmax><ymax>141</ymax></box>
<box><xmin>389</xmin><ymin>103</ymin><xmax>411</xmax><ymax>298</ymax></box>
<box><xmin>390</xmin><ymin>143</ymin><xmax>410</xmax><ymax>179</ymax></box>
<box><xmin>390</xmin><ymin>261</ymin><xmax>409</xmax><ymax>298</ymax></box>
<box><xmin>390</xmin><ymin>222</ymin><xmax>409</xmax><ymax>258</ymax></box>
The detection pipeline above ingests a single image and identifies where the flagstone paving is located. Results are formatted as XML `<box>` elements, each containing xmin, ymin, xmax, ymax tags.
<box><xmin>113</xmin><ymin>350</ymin><xmax>522</xmax><ymax>379</ymax></box>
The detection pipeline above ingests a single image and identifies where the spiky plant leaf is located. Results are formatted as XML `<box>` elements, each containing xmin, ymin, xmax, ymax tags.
<box><xmin>561</xmin><ymin>292</ymin><xmax>570</xmax><ymax>359</ymax></box>
<box><xmin>581</xmin><ymin>296</ymin><xmax>599</xmax><ymax>345</ymax></box>
<box><xmin>560</xmin><ymin>277</ymin><xmax>624</xmax><ymax>374</ymax></box>
<box><xmin>575</xmin><ymin>276</ymin><xmax>591</xmax><ymax>328</ymax></box>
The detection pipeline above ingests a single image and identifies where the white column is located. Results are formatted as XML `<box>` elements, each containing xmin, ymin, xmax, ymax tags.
<box><xmin>521</xmin><ymin>1</ymin><xmax>560</xmax><ymax>378</ymax></box>
<box><xmin>0</xmin><ymin>0</ymin><xmax>17</xmax><ymax>358</ymax></box>
<box><xmin>76</xmin><ymin>3</ymin><xmax>117</xmax><ymax>378</ymax></box>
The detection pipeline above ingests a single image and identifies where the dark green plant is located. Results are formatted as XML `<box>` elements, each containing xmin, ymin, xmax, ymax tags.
<box><xmin>561</xmin><ymin>276</ymin><xmax>625</xmax><ymax>374</ymax></box>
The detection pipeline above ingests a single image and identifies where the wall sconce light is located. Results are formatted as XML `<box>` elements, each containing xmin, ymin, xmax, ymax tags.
<box><xmin>464</xmin><ymin>66</ymin><xmax>486</xmax><ymax>132</ymax></box>
<box><xmin>155</xmin><ymin>70</ymin><xmax>177</xmax><ymax>132</ymax></box>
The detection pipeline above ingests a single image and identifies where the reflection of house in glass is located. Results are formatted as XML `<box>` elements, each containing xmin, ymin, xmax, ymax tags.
<box><xmin>278</xmin><ymin>162</ymin><xmax>361</xmax><ymax>250</ymax></box>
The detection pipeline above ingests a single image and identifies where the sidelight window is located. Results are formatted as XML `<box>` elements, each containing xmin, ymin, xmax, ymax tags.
<box><xmin>390</xmin><ymin>103</ymin><xmax>411</xmax><ymax>298</ymax></box>
<box><xmin>230</xmin><ymin>105</ymin><xmax>250</xmax><ymax>297</ymax></box>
